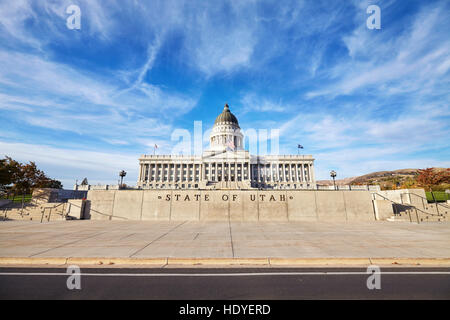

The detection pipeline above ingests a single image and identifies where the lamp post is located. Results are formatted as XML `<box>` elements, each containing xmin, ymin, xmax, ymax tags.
<box><xmin>119</xmin><ymin>170</ymin><xmax>127</xmax><ymax>189</ymax></box>
<box><xmin>330</xmin><ymin>170</ymin><xmax>337</xmax><ymax>190</ymax></box>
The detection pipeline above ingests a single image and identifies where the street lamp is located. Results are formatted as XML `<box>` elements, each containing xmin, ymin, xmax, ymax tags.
<box><xmin>119</xmin><ymin>170</ymin><xmax>127</xmax><ymax>188</ymax></box>
<box><xmin>330</xmin><ymin>170</ymin><xmax>337</xmax><ymax>190</ymax></box>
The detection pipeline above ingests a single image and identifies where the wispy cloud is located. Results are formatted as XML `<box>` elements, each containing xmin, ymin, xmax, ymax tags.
<box><xmin>0</xmin><ymin>140</ymin><xmax>139</xmax><ymax>187</ymax></box>
<box><xmin>307</xmin><ymin>2</ymin><xmax>450</xmax><ymax>99</ymax></box>
<box><xmin>0</xmin><ymin>0</ymin><xmax>448</xmax><ymax>184</ymax></box>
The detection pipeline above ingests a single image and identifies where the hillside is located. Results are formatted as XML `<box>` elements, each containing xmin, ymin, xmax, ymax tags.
<box><xmin>317</xmin><ymin>168</ymin><xmax>448</xmax><ymax>190</ymax></box>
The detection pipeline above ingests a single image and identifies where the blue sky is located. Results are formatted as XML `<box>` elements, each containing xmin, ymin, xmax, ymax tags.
<box><xmin>0</xmin><ymin>0</ymin><xmax>449</xmax><ymax>188</ymax></box>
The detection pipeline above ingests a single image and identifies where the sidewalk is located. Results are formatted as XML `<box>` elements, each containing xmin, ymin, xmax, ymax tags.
<box><xmin>0</xmin><ymin>220</ymin><xmax>449</xmax><ymax>266</ymax></box>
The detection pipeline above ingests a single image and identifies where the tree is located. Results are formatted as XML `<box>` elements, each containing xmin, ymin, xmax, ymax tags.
<box><xmin>45</xmin><ymin>179</ymin><xmax>63</xmax><ymax>189</ymax></box>
<box><xmin>0</xmin><ymin>156</ymin><xmax>63</xmax><ymax>194</ymax></box>
<box><xmin>0</xmin><ymin>156</ymin><xmax>20</xmax><ymax>188</ymax></box>
<box><xmin>416</xmin><ymin>168</ymin><xmax>450</xmax><ymax>191</ymax></box>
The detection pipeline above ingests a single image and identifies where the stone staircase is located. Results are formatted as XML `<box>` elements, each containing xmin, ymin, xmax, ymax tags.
<box><xmin>374</xmin><ymin>191</ymin><xmax>449</xmax><ymax>223</ymax></box>
<box><xmin>1</xmin><ymin>202</ymin><xmax>68</xmax><ymax>222</ymax></box>
<box><xmin>387</xmin><ymin>203</ymin><xmax>448</xmax><ymax>223</ymax></box>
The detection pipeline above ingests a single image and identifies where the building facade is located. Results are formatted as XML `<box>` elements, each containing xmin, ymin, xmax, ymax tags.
<box><xmin>137</xmin><ymin>104</ymin><xmax>316</xmax><ymax>189</ymax></box>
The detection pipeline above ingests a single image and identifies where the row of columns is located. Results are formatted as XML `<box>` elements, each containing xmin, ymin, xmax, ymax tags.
<box><xmin>203</xmin><ymin>162</ymin><xmax>250</xmax><ymax>182</ymax></box>
<box><xmin>139</xmin><ymin>161</ymin><xmax>252</xmax><ymax>183</ymax></box>
<box><xmin>138</xmin><ymin>161</ymin><xmax>315</xmax><ymax>185</ymax></box>
<box><xmin>252</xmin><ymin>162</ymin><xmax>314</xmax><ymax>183</ymax></box>
<box><xmin>140</xmin><ymin>163</ymin><xmax>203</xmax><ymax>183</ymax></box>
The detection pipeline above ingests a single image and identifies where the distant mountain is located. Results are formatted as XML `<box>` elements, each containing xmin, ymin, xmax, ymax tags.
<box><xmin>317</xmin><ymin>168</ymin><xmax>447</xmax><ymax>186</ymax></box>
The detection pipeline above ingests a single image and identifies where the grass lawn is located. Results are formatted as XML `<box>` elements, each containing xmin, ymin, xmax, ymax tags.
<box><xmin>426</xmin><ymin>191</ymin><xmax>450</xmax><ymax>202</ymax></box>
<box><xmin>0</xmin><ymin>194</ymin><xmax>32</xmax><ymax>203</ymax></box>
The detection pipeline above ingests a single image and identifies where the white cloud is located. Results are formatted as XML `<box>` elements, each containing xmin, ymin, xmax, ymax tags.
<box><xmin>0</xmin><ymin>140</ymin><xmax>139</xmax><ymax>188</ymax></box>
<box><xmin>181</xmin><ymin>1</ymin><xmax>258</xmax><ymax>76</ymax></box>
<box><xmin>240</xmin><ymin>93</ymin><xmax>288</xmax><ymax>114</ymax></box>
<box><xmin>307</xmin><ymin>3</ymin><xmax>450</xmax><ymax>99</ymax></box>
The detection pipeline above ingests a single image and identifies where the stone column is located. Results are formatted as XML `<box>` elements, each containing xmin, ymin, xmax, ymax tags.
<box><xmin>282</xmin><ymin>162</ymin><xmax>286</xmax><ymax>182</ymax></box>
<box><xmin>216</xmin><ymin>162</ymin><xmax>219</xmax><ymax>182</ymax></box>
<box><xmin>274</xmin><ymin>163</ymin><xmax>278</xmax><ymax>182</ymax></box>
<box><xmin>309</xmin><ymin>163</ymin><xmax>313</xmax><ymax>182</ymax></box>
<box><xmin>287</xmin><ymin>163</ymin><xmax>290</xmax><ymax>182</ymax></box>
<box><xmin>193</xmin><ymin>164</ymin><xmax>197</xmax><ymax>182</ymax></box>
<box><xmin>142</xmin><ymin>164</ymin><xmax>146</xmax><ymax>182</ymax></box>
<box><xmin>245</xmin><ymin>162</ymin><xmax>248</xmax><ymax>180</ymax></box>
<box><xmin>208</xmin><ymin>162</ymin><xmax>212</xmax><ymax>181</ymax></box>
<box><xmin>269</xmin><ymin>163</ymin><xmax>273</xmax><ymax>183</ymax></box>
<box><xmin>162</xmin><ymin>163</ymin><xmax>166</xmax><ymax>182</ymax></box>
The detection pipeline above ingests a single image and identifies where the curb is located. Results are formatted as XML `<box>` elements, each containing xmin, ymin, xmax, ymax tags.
<box><xmin>269</xmin><ymin>258</ymin><xmax>372</xmax><ymax>265</ymax></box>
<box><xmin>167</xmin><ymin>258</ymin><xmax>269</xmax><ymax>265</ymax></box>
<box><xmin>1</xmin><ymin>257</ymin><xmax>450</xmax><ymax>266</ymax></box>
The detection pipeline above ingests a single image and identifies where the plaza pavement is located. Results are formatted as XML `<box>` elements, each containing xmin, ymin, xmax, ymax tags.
<box><xmin>0</xmin><ymin>220</ymin><xmax>449</xmax><ymax>266</ymax></box>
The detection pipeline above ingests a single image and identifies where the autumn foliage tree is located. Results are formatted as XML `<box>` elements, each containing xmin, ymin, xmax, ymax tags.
<box><xmin>416</xmin><ymin>168</ymin><xmax>450</xmax><ymax>191</ymax></box>
<box><xmin>0</xmin><ymin>156</ymin><xmax>62</xmax><ymax>195</ymax></box>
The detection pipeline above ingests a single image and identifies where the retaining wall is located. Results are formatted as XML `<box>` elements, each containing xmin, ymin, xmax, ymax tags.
<box><xmin>85</xmin><ymin>190</ymin><xmax>377</xmax><ymax>222</ymax></box>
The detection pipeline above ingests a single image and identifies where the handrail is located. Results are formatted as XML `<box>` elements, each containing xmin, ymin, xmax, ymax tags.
<box><xmin>372</xmin><ymin>193</ymin><xmax>442</xmax><ymax>220</ymax></box>
<box><xmin>40</xmin><ymin>202</ymin><xmax>67</xmax><ymax>222</ymax></box>
<box><xmin>408</xmin><ymin>192</ymin><xmax>450</xmax><ymax>217</ymax></box>
<box><xmin>409</xmin><ymin>192</ymin><xmax>450</xmax><ymax>208</ymax></box>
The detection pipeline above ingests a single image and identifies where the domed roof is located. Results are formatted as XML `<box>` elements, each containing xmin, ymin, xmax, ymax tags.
<box><xmin>214</xmin><ymin>104</ymin><xmax>239</xmax><ymax>127</ymax></box>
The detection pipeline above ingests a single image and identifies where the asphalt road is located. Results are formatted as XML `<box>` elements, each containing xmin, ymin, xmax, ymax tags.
<box><xmin>0</xmin><ymin>267</ymin><xmax>449</xmax><ymax>300</ymax></box>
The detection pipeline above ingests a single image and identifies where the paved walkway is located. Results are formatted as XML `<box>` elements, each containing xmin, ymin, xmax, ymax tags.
<box><xmin>0</xmin><ymin>221</ymin><xmax>449</xmax><ymax>264</ymax></box>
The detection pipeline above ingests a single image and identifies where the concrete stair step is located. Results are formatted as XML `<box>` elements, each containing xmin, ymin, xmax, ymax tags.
<box><xmin>387</xmin><ymin>216</ymin><xmax>410</xmax><ymax>222</ymax></box>
<box><xmin>2</xmin><ymin>209</ymin><xmax>65</xmax><ymax>221</ymax></box>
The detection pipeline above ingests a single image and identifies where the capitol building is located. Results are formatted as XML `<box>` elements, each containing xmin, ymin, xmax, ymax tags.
<box><xmin>137</xmin><ymin>104</ymin><xmax>316</xmax><ymax>190</ymax></box>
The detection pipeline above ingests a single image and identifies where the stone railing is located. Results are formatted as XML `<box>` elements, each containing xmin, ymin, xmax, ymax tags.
<box><xmin>316</xmin><ymin>185</ymin><xmax>381</xmax><ymax>191</ymax></box>
<box><xmin>74</xmin><ymin>185</ymin><xmax>119</xmax><ymax>191</ymax></box>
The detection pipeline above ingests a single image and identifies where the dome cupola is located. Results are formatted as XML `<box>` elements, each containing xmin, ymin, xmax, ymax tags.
<box><xmin>209</xmin><ymin>103</ymin><xmax>244</xmax><ymax>152</ymax></box>
<box><xmin>214</xmin><ymin>104</ymin><xmax>240</xmax><ymax>127</ymax></box>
